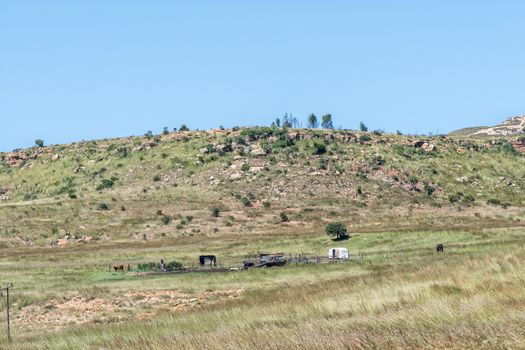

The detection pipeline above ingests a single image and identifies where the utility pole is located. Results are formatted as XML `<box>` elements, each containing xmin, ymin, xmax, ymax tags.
<box><xmin>1</xmin><ymin>283</ymin><xmax>13</xmax><ymax>343</ymax></box>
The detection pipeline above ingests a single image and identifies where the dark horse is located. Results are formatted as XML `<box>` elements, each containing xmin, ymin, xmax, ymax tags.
<box><xmin>436</xmin><ymin>244</ymin><xmax>444</xmax><ymax>253</ymax></box>
<box><xmin>113</xmin><ymin>264</ymin><xmax>124</xmax><ymax>272</ymax></box>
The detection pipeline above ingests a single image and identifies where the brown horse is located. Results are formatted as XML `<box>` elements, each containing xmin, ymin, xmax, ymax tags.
<box><xmin>113</xmin><ymin>264</ymin><xmax>124</xmax><ymax>272</ymax></box>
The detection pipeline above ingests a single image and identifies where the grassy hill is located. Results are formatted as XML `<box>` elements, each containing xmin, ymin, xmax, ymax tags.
<box><xmin>447</xmin><ymin>126</ymin><xmax>487</xmax><ymax>136</ymax></box>
<box><xmin>0</xmin><ymin>127</ymin><xmax>523</xmax><ymax>246</ymax></box>
<box><xmin>1</xmin><ymin>126</ymin><xmax>525</xmax><ymax>349</ymax></box>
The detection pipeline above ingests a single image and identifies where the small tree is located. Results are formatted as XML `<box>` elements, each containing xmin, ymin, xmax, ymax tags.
<box><xmin>308</xmin><ymin>114</ymin><xmax>318</xmax><ymax>128</ymax></box>
<box><xmin>35</xmin><ymin>139</ymin><xmax>44</xmax><ymax>148</ymax></box>
<box><xmin>162</xmin><ymin>127</ymin><xmax>170</xmax><ymax>135</ymax></box>
<box><xmin>280</xmin><ymin>212</ymin><xmax>289</xmax><ymax>222</ymax></box>
<box><xmin>282</xmin><ymin>113</ymin><xmax>293</xmax><ymax>128</ymax></box>
<box><xmin>321</xmin><ymin>114</ymin><xmax>333</xmax><ymax>129</ymax></box>
<box><xmin>325</xmin><ymin>222</ymin><xmax>348</xmax><ymax>240</ymax></box>
<box><xmin>179</xmin><ymin>124</ymin><xmax>189</xmax><ymax>131</ymax></box>
<box><xmin>359</xmin><ymin>122</ymin><xmax>368</xmax><ymax>132</ymax></box>
<box><xmin>212</xmin><ymin>207</ymin><xmax>220</xmax><ymax>217</ymax></box>
<box><xmin>275</xmin><ymin>118</ymin><xmax>281</xmax><ymax>128</ymax></box>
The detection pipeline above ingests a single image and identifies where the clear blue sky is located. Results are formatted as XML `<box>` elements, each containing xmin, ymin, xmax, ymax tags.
<box><xmin>1</xmin><ymin>1</ymin><xmax>524</xmax><ymax>151</ymax></box>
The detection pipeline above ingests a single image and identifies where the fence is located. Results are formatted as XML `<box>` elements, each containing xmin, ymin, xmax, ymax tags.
<box><xmin>108</xmin><ymin>251</ymin><xmax>367</xmax><ymax>276</ymax></box>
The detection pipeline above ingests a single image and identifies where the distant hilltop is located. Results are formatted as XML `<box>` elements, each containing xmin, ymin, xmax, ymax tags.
<box><xmin>450</xmin><ymin>115</ymin><xmax>525</xmax><ymax>137</ymax></box>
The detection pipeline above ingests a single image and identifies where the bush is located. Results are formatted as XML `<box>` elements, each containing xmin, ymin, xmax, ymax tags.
<box><xmin>35</xmin><ymin>139</ymin><xmax>44</xmax><ymax>148</ymax></box>
<box><xmin>280</xmin><ymin>212</ymin><xmax>289</xmax><ymax>222</ymax></box>
<box><xmin>325</xmin><ymin>222</ymin><xmax>348</xmax><ymax>240</ymax></box>
<box><xmin>212</xmin><ymin>207</ymin><xmax>220</xmax><ymax>217</ymax></box>
<box><xmin>96</xmin><ymin>179</ymin><xmax>114</xmax><ymax>191</ymax></box>
<box><xmin>137</xmin><ymin>262</ymin><xmax>157</xmax><ymax>271</ymax></box>
<box><xmin>318</xmin><ymin>158</ymin><xmax>328</xmax><ymax>170</ymax></box>
<box><xmin>262</xmin><ymin>201</ymin><xmax>271</xmax><ymax>208</ymax></box>
<box><xmin>359</xmin><ymin>135</ymin><xmax>371</xmax><ymax>143</ymax></box>
<box><xmin>165</xmin><ymin>260</ymin><xmax>183</xmax><ymax>270</ymax></box>
<box><xmin>463</xmin><ymin>194</ymin><xmax>475</xmax><ymax>203</ymax></box>
<box><xmin>493</xmin><ymin>142</ymin><xmax>519</xmax><ymax>156</ymax></box>
<box><xmin>241</xmin><ymin>196</ymin><xmax>252</xmax><ymax>207</ymax></box>
<box><xmin>153</xmin><ymin>174</ymin><xmax>161</xmax><ymax>182</ymax></box>
<box><xmin>408</xmin><ymin>175</ymin><xmax>419</xmax><ymax>184</ymax></box>
<box><xmin>241</xmin><ymin>163</ymin><xmax>250</xmax><ymax>172</ymax></box>
<box><xmin>448</xmin><ymin>193</ymin><xmax>463</xmax><ymax>203</ymax></box>
<box><xmin>313</xmin><ymin>141</ymin><xmax>326</xmax><ymax>155</ymax></box>
<box><xmin>487</xmin><ymin>198</ymin><xmax>501</xmax><ymax>206</ymax></box>
<box><xmin>240</xmin><ymin>126</ymin><xmax>277</xmax><ymax>141</ymax></box>
<box><xmin>97</xmin><ymin>202</ymin><xmax>109</xmax><ymax>210</ymax></box>
<box><xmin>160</xmin><ymin>215</ymin><xmax>171</xmax><ymax>225</ymax></box>
<box><xmin>272</xmin><ymin>136</ymin><xmax>294</xmax><ymax>149</ymax></box>
<box><xmin>23</xmin><ymin>192</ymin><xmax>37</xmax><ymax>201</ymax></box>
<box><xmin>359</xmin><ymin>122</ymin><xmax>368</xmax><ymax>132</ymax></box>
<box><xmin>179</xmin><ymin>124</ymin><xmax>189</xmax><ymax>131</ymax></box>
<box><xmin>424</xmin><ymin>185</ymin><xmax>436</xmax><ymax>196</ymax></box>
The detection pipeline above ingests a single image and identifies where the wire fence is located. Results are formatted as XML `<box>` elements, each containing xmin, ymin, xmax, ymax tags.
<box><xmin>107</xmin><ymin>251</ymin><xmax>371</xmax><ymax>275</ymax></box>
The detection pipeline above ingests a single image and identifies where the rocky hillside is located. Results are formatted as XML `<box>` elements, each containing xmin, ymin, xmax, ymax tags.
<box><xmin>0</xmin><ymin>126</ymin><xmax>524</xmax><ymax>247</ymax></box>
<box><xmin>450</xmin><ymin>115</ymin><xmax>525</xmax><ymax>136</ymax></box>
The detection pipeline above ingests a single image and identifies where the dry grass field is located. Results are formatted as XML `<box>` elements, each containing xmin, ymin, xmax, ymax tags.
<box><xmin>0</xmin><ymin>127</ymin><xmax>524</xmax><ymax>349</ymax></box>
<box><xmin>1</xmin><ymin>225</ymin><xmax>525</xmax><ymax>349</ymax></box>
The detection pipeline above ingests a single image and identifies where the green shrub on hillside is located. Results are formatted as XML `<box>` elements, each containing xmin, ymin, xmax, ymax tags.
<box><xmin>359</xmin><ymin>135</ymin><xmax>372</xmax><ymax>143</ymax></box>
<box><xmin>96</xmin><ymin>179</ymin><xmax>114</xmax><ymax>191</ymax></box>
<box><xmin>160</xmin><ymin>215</ymin><xmax>171</xmax><ymax>225</ymax></box>
<box><xmin>487</xmin><ymin>198</ymin><xmax>501</xmax><ymax>206</ymax></box>
<box><xmin>448</xmin><ymin>193</ymin><xmax>463</xmax><ymax>203</ymax></box>
<box><xmin>313</xmin><ymin>141</ymin><xmax>327</xmax><ymax>155</ymax></box>
<box><xmin>241</xmin><ymin>196</ymin><xmax>252</xmax><ymax>207</ymax></box>
<box><xmin>97</xmin><ymin>202</ymin><xmax>109</xmax><ymax>210</ymax></box>
<box><xmin>424</xmin><ymin>185</ymin><xmax>436</xmax><ymax>196</ymax></box>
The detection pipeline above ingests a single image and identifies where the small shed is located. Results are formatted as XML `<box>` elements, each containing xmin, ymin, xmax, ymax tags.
<box><xmin>328</xmin><ymin>247</ymin><xmax>349</xmax><ymax>260</ymax></box>
<box><xmin>199</xmin><ymin>255</ymin><xmax>217</xmax><ymax>266</ymax></box>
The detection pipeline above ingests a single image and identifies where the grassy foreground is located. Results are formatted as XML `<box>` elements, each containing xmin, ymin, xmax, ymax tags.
<box><xmin>1</xmin><ymin>225</ymin><xmax>525</xmax><ymax>349</ymax></box>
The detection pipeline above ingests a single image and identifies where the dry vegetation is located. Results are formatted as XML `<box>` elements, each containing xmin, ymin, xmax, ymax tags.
<box><xmin>0</xmin><ymin>127</ymin><xmax>524</xmax><ymax>348</ymax></box>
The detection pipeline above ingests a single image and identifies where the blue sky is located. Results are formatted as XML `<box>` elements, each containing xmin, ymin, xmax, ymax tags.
<box><xmin>1</xmin><ymin>1</ymin><xmax>524</xmax><ymax>151</ymax></box>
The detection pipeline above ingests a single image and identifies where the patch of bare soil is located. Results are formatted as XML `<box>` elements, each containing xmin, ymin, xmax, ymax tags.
<box><xmin>14</xmin><ymin>288</ymin><xmax>243</xmax><ymax>331</ymax></box>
